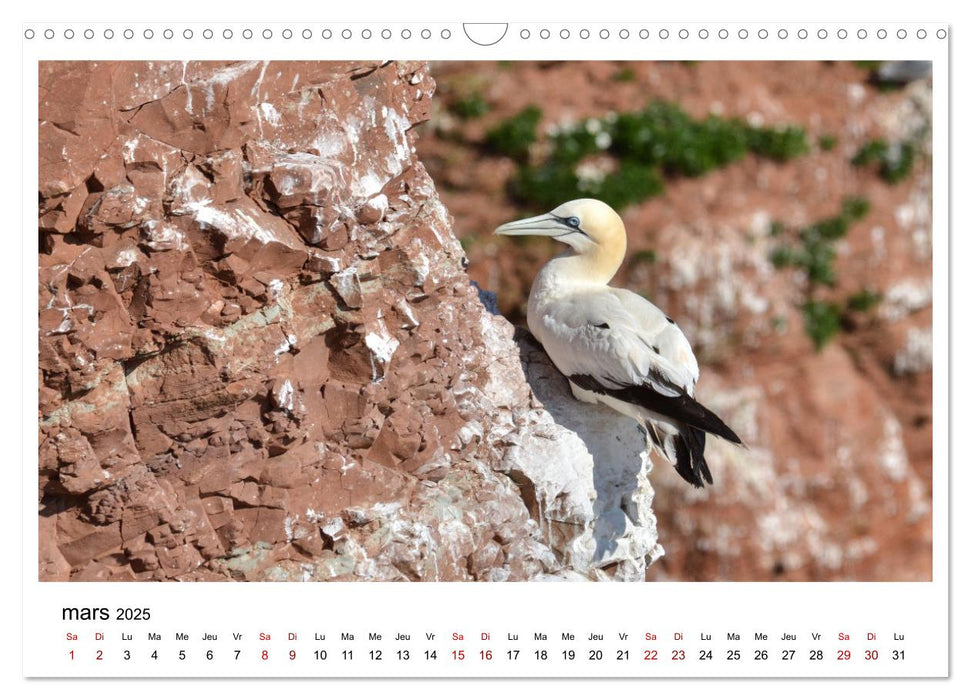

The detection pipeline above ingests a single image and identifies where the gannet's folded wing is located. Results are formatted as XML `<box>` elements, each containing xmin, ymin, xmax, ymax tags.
<box><xmin>536</xmin><ymin>288</ymin><xmax>740</xmax><ymax>444</ymax></box>
<box><xmin>537</xmin><ymin>288</ymin><xmax>694</xmax><ymax>394</ymax></box>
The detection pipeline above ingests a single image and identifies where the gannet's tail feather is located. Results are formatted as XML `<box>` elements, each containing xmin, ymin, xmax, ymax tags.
<box><xmin>644</xmin><ymin>420</ymin><xmax>712</xmax><ymax>488</ymax></box>
<box><xmin>673</xmin><ymin>426</ymin><xmax>712</xmax><ymax>488</ymax></box>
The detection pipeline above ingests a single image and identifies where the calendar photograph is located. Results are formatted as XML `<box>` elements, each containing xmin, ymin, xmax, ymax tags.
<box><xmin>37</xmin><ymin>57</ymin><xmax>934</xmax><ymax>585</ymax></box>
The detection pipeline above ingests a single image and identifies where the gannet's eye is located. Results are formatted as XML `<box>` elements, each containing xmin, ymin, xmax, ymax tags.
<box><xmin>566</xmin><ymin>216</ymin><xmax>581</xmax><ymax>228</ymax></box>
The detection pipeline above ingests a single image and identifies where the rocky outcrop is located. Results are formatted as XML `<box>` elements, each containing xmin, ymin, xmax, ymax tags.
<box><xmin>38</xmin><ymin>60</ymin><xmax>658</xmax><ymax>582</ymax></box>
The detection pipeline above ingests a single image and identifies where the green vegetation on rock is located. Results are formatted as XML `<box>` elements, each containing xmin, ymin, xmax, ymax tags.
<box><xmin>852</xmin><ymin>139</ymin><xmax>916</xmax><ymax>184</ymax></box>
<box><xmin>770</xmin><ymin>197</ymin><xmax>880</xmax><ymax>351</ymax></box>
<box><xmin>818</xmin><ymin>134</ymin><xmax>839</xmax><ymax>151</ymax></box>
<box><xmin>770</xmin><ymin>196</ymin><xmax>870</xmax><ymax>288</ymax></box>
<box><xmin>488</xmin><ymin>101</ymin><xmax>809</xmax><ymax>211</ymax></box>
<box><xmin>801</xmin><ymin>300</ymin><xmax>843</xmax><ymax>351</ymax></box>
<box><xmin>631</xmin><ymin>249</ymin><xmax>658</xmax><ymax>264</ymax></box>
<box><xmin>846</xmin><ymin>288</ymin><xmax>883</xmax><ymax>312</ymax></box>
<box><xmin>452</xmin><ymin>92</ymin><xmax>490</xmax><ymax>120</ymax></box>
<box><xmin>484</xmin><ymin>106</ymin><xmax>543</xmax><ymax>160</ymax></box>
<box><xmin>841</xmin><ymin>196</ymin><xmax>871</xmax><ymax>220</ymax></box>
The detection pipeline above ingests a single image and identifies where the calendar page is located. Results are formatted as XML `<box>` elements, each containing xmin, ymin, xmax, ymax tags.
<box><xmin>20</xmin><ymin>1</ymin><xmax>953</xmax><ymax>690</ymax></box>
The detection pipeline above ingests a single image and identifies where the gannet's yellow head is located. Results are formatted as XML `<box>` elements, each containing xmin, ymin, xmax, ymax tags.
<box><xmin>494</xmin><ymin>198</ymin><xmax>628</xmax><ymax>281</ymax></box>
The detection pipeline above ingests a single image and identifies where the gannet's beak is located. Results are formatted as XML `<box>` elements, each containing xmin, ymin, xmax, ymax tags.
<box><xmin>494</xmin><ymin>213</ymin><xmax>572</xmax><ymax>237</ymax></box>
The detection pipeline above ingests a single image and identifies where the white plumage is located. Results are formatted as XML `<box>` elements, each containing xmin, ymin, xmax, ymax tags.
<box><xmin>495</xmin><ymin>198</ymin><xmax>741</xmax><ymax>487</ymax></box>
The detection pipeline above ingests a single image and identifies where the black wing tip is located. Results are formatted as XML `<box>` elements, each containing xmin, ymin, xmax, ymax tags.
<box><xmin>711</xmin><ymin>420</ymin><xmax>744</xmax><ymax>446</ymax></box>
<box><xmin>689</xmin><ymin>401</ymin><xmax>743</xmax><ymax>446</ymax></box>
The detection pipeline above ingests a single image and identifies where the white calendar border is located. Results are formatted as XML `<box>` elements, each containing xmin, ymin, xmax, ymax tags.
<box><xmin>15</xmin><ymin>0</ymin><xmax>956</xmax><ymax>688</ymax></box>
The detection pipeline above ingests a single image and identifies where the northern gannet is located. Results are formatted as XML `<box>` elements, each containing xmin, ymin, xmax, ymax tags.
<box><xmin>495</xmin><ymin>198</ymin><xmax>742</xmax><ymax>487</ymax></box>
